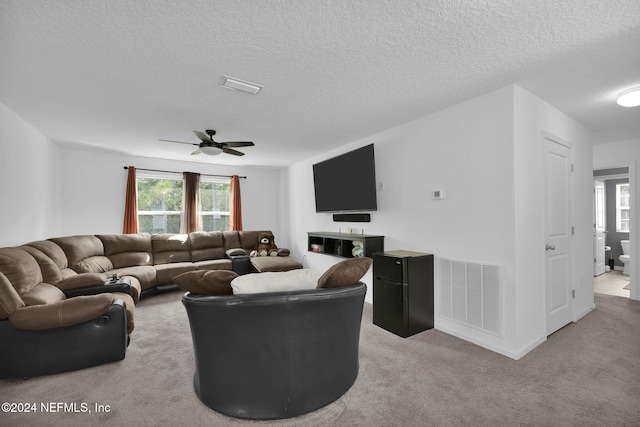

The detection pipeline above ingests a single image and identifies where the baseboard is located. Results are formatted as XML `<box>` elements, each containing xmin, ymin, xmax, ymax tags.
<box><xmin>435</xmin><ymin>322</ymin><xmax>546</xmax><ymax>360</ymax></box>
<box><xmin>574</xmin><ymin>303</ymin><xmax>596</xmax><ymax>322</ymax></box>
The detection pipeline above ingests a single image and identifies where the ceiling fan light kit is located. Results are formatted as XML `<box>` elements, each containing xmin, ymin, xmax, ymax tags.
<box><xmin>199</xmin><ymin>146</ymin><xmax>223</xmax><ymax>155</ymax></box>
<box><xmin>221</xmin><ymin>76</ymin><xmax>263</xmax><ymax>95</ymax></box>
<box><xmin>616</xmin><ymin>87</ymin><xmax>640</xmax><ymax>107</ymax></box>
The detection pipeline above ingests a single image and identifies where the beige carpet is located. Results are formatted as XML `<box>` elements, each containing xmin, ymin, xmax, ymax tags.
<box><xmin>1</xmin><ymin>291</ymin><xmax>639</xmax><ymax>426</ymax></box>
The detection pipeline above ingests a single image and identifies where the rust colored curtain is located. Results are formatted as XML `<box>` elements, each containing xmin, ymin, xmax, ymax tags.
<box><xmin>229</xmin><ymin>175</ymin><xmax>243</xmax><ymax>231</ymax></box>
<box><xmin>181</xmin><ymin>172</ymin><xmax>202</xmax><ymax>233</ymax></box>
<box><xmin>123</xmin><ymin>166</ymin><xmax>139</xmax><ymax>234</ymax></box>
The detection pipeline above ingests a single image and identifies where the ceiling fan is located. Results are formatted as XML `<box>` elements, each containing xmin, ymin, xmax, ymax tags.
<box><xmin>160</xmin><ymin>129</ymin><xmax>254</xmax><ymax>156</ymax></box>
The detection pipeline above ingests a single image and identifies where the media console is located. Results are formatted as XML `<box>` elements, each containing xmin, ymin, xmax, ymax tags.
<box><xmin>307</xmin><ymin>232</ymin><xmax>384</xmax><ymax>258</ymax></box>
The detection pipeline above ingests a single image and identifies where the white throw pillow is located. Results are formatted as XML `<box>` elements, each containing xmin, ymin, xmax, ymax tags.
<box><xmin>230</xmin><ymin>269</ymin><xmax>322</xmax><ymax>295</ymax></box>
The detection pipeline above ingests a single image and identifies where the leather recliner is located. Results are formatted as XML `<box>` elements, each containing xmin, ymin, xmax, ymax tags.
<box><xmin>0</xmin><ymin>247</ymin><xmax>134</xmax><ymax>379</ymax></box>
<box><xmin>182</xmin><ymin>282</ymin><xmax>366</xmax><ymax>420</ymax></box>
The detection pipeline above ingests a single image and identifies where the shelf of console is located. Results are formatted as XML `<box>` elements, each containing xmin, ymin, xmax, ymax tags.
<box><xmin>307</xmin><ymin>232</ymin><xmax>384</xmax><ymax>259</ymax></box>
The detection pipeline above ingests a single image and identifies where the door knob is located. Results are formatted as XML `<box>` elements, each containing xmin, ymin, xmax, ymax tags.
<box><xmin>545</xmin><ymin>244</ymin><xmax>556</xmax><ymax>251</ymax></box>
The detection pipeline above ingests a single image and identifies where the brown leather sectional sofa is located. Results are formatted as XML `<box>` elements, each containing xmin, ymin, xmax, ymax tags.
<box><xmin>0</xmin><ymin>230</ymin><xmax>301</xmax><ymax>378</ymax></box>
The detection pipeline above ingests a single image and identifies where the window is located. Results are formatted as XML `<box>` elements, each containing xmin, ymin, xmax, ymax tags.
<box><xmin>137</xmin><ymin>173</ymin><xmax>183</xmax><ymax>233</ymax></box>
<box><xmin>199</xmin><ymin>177</ymin><xmax>230</xmax><ymax>232</ymax></box>
<box><xmin>136</xmin><ymin>172</ymin><xmax>230</xmax><ymax>233</ymax></box>
<box><xmin>616</xmin><ymin>183</ymin><xmax>630</xmax><ymax>233</ymax></box>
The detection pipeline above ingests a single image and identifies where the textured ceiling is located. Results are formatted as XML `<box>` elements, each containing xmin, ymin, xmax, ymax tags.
<box><xmin>1</xmin><ymin>0</ymin><xmax>639</xmax><ymax>167</ymax></box>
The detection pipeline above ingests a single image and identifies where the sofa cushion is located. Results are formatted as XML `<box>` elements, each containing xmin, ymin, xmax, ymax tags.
<box><xmin>98</xmin><ymin>234</ymin><xmax>153</xmax><ymax>268</ymax></box>
<box><xmin>21</xmin><ymin>283</ymin><xmax>65</xmax><ymax>306</ymax></box>
<box><xmin>21</xmin><ymin>241</ymin><xmax>70</xmax><ymax>284</ymax></box>
<box><xmin>174</xmin><ymin>270</ymin><xmax>238</xmax><ymax>295</ymax></box>
<box><xmin>317</xmin><ymin>257</ymin><xmax>372</xmax><ymax>288</ymax></box>
<box><xmin>190</xmin><ymin>231</ymin><xmax>226</xmax><ymax>262</ymax></box>
<box><xmin>75</xmin><ymin>256</ymin><xmax>114</xmax><ymax>273</ymax></box>
<box><xmin>26</xmin><ymin>242</ymin><xmax>76</xmax><ymax>281</ymax></box>
<box><xmin>239</xmin><ymin>230</ymin><xmax>267</xmax><ymax>251</ymax></box>
<box><xmin>50</xmin><ymin>235</ymin><xmax>105</xmax><ymax>272</ymax></box>
<box><xmin>155</xmin><ymin>262</ymin><xmax>196</xmax><ymax>285</ymax></box>
<box><xmin>0</xmin><ymin>272</ymin><xmax>25</xmax><ymax>319</ymax></box>
<box><xmin>25</xmin><ymin>240</ymin><xmax>68</xmax><ymax>270</ymax></box>
<box><xmin>0</xmin><ymin>248</ymin><xmax>43</xmax><ymax>296</ymax></box>
<box><xmin>231</xmin><ymin>269</ymin><xmax>322</xmax><ymax>295</ymax></box>
<box><xmin>222</xmin><ymin>231</ymin><xmax>242</xmax><ymax>251</ymax></box>
<box><xmin>110</xmin><ymin>251</ymin><xmax>152</xmax><ymax>269</ymax></box>
<box><xmin>152</xmin><ymin>234</ymin><xmax>191</xmax><ymax>264</ymax></box>
<box><xmin>193</xmin><ymin>259</ymin><xmax>232</xmax><ymax>271</ymax></box>
<box><xmin>19</xmin><ymin>244</ymin><xmax>63</xmax><ymax>284</ymax></box>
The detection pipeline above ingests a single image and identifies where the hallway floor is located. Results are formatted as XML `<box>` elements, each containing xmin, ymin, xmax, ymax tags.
<box><xmin>594</xmin><ymin>270</ymin><xmax>630</xmax><ymax>298</ymax></box>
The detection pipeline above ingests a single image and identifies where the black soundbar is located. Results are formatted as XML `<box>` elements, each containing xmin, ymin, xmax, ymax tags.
<box><xmin>333</xmin><ymin>213</ymin><xmax>371</xmax><ymax>222</ymax></box>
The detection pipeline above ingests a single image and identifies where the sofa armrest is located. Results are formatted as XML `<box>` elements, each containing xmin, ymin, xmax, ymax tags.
<box><xmin>228</xmin><ymin>255</ymin><xmax>250</xmax><ymax>275</ymax></box>
<box><xmin>8</xmin><ymin>294</ymin><xmax>116</xmax><ymax>330</ymax></box>
<box><xmin>0</xmin><ymin>300</ymin><xmax>128</xmax><ymax>379</ymax></box>
<box><xmin>63</xmin><ymin>277</ymin><xmax>132</xmax><ymax>299</ymax></box>
<box><xmin>277</xmin><ymin>248</ymin><xmax>290</xmax><ymax>256</ymax></box>
<box><xmin>56</xmin><ymin>272</ymin><xmax>108</xmax><ymax>291</ymax></box>
<box><xmin>226</xmin><ymin>248</ymin><xmax>248</xmax><ymax>257</ymax></box>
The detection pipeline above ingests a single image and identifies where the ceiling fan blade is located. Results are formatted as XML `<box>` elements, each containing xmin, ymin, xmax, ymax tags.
<box><xmin>222</xmin><ymin>141</ymin><xmax>255</xmax><ymax>147</ymax></box>
<box><xmin>193</xmin><ymin>130</ymin><xmax>210</xmax><ymax>143</ymax></box>
<box><xmin>160</xmin><ymin>139</ymin><xmax>199</xmax><ymax>146</ymax></box>
<box><xmin>191</xmin><ymin>148</ymin><xmax>202</xmax><ymax>155</ymax></box>
<box><xmin>222</xmin><ymin>147</ymin><xmax>245</xmax><ymax>156</ymax></box>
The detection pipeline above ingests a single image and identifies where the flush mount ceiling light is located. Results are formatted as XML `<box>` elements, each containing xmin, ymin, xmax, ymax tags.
<box><xmin>221</xmin><ymin>76</ymin><xmax>263</xmax><ymax>95</ymax></box>
<box><xmin>616</xmin><ymin>87</ymin><xmax>640</xmax><ymax>107</ymax></box>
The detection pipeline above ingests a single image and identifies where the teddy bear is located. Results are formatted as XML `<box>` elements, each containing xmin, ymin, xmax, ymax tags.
<box><xmin>250</xmin><ymin>232</ymin><xmax>279</xmax><ymax>257</ymax></box>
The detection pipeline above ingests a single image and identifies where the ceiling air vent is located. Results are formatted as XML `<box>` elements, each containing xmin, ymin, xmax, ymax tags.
<box><xmin>221</xmin><ymin>76</ymin><xmax>263</xmax><ymax>95</ymax></box>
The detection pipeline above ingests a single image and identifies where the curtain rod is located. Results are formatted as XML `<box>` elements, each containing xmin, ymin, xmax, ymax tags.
<box><xmin>124</xmin><ymin>166</ymin><xmax>246</xmax><ymax>179</ymax></box>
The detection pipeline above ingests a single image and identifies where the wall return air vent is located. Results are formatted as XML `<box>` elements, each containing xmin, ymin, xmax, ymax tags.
<box><xmin>437</xmin><ymin>257</ymin><xmax>502</xmax><ymax>336</ymax></box>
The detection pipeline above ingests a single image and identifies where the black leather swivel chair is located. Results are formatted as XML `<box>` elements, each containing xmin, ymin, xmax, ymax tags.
<box><xmin>182</xmin><ymin>282</ymin><xmax>366</xmax><ymax>420</ymax></box>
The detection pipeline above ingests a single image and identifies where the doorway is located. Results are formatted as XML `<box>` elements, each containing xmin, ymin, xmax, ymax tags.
<box><xmin>592</xmin><ymin>166</ymin><xmax>631</xmax><ymax>298</ymax></box>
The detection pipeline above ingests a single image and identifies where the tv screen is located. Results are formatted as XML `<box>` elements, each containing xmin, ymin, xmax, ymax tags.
<box><xmin>313</xmin><ymin>144</ymin><xmax>377</xmax><ymax>212</ymax></box>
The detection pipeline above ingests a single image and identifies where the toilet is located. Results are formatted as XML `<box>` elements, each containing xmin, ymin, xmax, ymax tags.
<box><xmin>619</xmin><ymin>240</ymin><xmax>631</xmax><ymax>275</ymax></box>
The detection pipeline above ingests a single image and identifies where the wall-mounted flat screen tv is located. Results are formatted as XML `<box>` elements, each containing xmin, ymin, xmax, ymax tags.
<box><xmin>313</xmin><ymin>144</ymin><xmax>377</xmax><ymax>212</ymax></box>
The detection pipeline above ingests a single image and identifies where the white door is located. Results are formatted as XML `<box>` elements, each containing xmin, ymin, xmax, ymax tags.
<box><xmin>544</xmin><ymin>136</ymin><xmax>573</xmax><ymax>335</ymax></box>
<box><xmin>593</xmin><ymin>180</ymin><xmax>606</xmax><ymax>276</ymax></box>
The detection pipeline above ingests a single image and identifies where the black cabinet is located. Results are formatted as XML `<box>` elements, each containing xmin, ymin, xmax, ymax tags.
<box><xmin>307</xmin><ymin>232</ymin><xmax>384</xmax><ymax>258</ymax></box>
<box><xmin>373</xmin><ymin>250</ymin><xmax>434</xmax><ymax>338</ymax></box>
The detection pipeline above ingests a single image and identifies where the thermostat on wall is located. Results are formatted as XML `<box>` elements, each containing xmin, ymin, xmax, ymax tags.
<box><xmin>432</xmin><ymin>189</ymin><xmax>445</xmax><ymax>200</ymax></box>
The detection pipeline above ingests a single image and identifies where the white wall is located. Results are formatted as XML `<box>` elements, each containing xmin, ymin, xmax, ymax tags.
<box><xmin>56</xmin><ymin>147</ymin><xmax>286</xmax><ymax>244</ymax></box>
<box><xmin>0</xmin><ymin>102</ymin><xmax>285</xmax><ymax>248</ymax></box>
<box><xmin>287</xmin><ymin>86</ymin><xmax>519</xmax><ymax>355</ymax></box>
<box><xmin>0</xmin><ymin>102</ymin><xmax>62</xmax><ymax>246</ymax></box>
<box><xmin>593</xmin><ymin>138</ymin><xmax>640</xmax><ymax>301</ymax></box>
<box><xmin>513</xmin><ymin>86</ymin><xmax>594</xmax><ymax>354</ymax></box>
<box><xmin>285</xmin><ymin>84</ymin><xmax>595</xmax><ymax>359</ymax></box>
